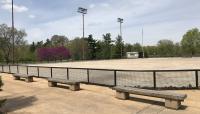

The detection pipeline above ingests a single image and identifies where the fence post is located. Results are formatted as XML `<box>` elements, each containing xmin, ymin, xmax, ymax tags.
<box><xmin>9</xmin><ymin>65</ymin><xmax>11</xmax><ymax>73</ymax></box>
<box><xmin>50</xmin><ymin>67</ymin><xmax>53</xmax><ymax>78</ymax></box>
<box><xmin>1</xmin><ymin>65</ymin><xmax>3</xmax><ymax>72</ymax></box>
<box><xmin>17</xmin><ymin>65</ymin><xmax>19</xmax><ymax>73</ymax></box>
<box><xmin>114</xmin><ymin>70</ymin><xmax>117</xmax><ymax>86</ymax></box>
<box><xmin>37</xmin><ymin>67</ymin><xmax>39</xmax><ymax>77</ymax></box>
<box><xmin>153</xmin><ymin>71</ymin><xmax>157</xmax><ymax>89</ymax></box>
<box><xmin>87</xmin><ymin>69</ymin><xmax>90</xmax><ymax>83</ymax></box>
<box><xmin>67</xmin><ymin>68</ymin><xmax>69</xmax><ymax>80</ymax></box>
<box><xmin>27</xmin><ymin>66</ymin><xmax>29</xmax><ymax>75</ymax></box>
<box><xmin>195</xmin><ymin>70</ymin><xmax>199</xmax><ymax>88</ymax></box>
<box><xmin>2</xmin><ymin>65</ymin><xmax>4</xmax><ymax>73</ymax></box>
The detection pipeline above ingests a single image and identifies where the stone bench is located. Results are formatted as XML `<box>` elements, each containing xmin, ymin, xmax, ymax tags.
<box><xmin>112</xmin><ymin>86</ymin><xmax>187</xmax><ymax>110</ymax></box>
<box><xmin>48</xmin><ymin>78</ymin><xmax>81</xmax><ymax>91</ymax></box>
<box><xmin>13</xmin><ymin>73</ymin><xmax>34</xmax><ymax>82</ymax></box>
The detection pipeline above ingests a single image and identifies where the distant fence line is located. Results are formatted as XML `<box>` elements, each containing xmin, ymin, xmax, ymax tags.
<box><xmin>0</xmin><ymin>64</ymin><xmax>199</xmax><ymax>89</ymax></box>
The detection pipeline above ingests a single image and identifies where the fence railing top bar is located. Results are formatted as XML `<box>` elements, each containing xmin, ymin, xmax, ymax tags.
<box><xmin>0</xmin><ymin>64</ymin><xmax>200</xmax><ymax>72</ymax></box>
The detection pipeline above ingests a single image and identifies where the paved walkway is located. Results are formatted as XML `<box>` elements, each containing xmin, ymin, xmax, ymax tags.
<box><xmin>0</xmin><ymin>74</ymin><xmax>200</xmax><ymax>114</ymax></box>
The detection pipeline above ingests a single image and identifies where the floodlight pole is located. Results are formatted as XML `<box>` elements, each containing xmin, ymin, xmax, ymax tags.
<box><xmin>118</xmin><ymin>18</ymin><xmax>123</xmax><ymax>58</ymax></box>
<box><xmin>82</xmin><ymin>13</ymin><xmax>85</xmax><ymax>60</ymax></box>
<box><xmin>82</xmin><ymin>13</ymin><xmax>85</xmax><ymax>40</ymax></box>
<box><xmin>12</xmin><ymin>0</ymin><xmax>15</xmax><ymax>64</ymax></box>
<box><xmin>78</xmin><ymin>7</ymin><xmax>87</xmax><ymax>60</ymax></box>
<box><xmin>142</xmin><ymin>28</ymin><xmax>145</xmax><ymax>58</ymax></box>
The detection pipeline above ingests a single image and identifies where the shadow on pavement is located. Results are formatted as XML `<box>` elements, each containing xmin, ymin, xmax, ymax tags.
<box><xmin>2</xmin><ymin>96</ymin><xmax>37</xmax><ymax>113</ymax></box>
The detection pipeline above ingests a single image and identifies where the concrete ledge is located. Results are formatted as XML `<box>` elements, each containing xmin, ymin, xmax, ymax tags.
<box><xmin>165</xmin><ymin>99</ymin><xmax>181</xmax><ymax>110</ymax></box>
<box><xmin>116</xmin><ymin>91</ymin><xmax>129</xmax><ymax>100</ymax></box>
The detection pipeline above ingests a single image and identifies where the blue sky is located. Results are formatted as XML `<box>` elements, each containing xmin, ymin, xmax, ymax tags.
<box><xmin>0</xmin><ymin>0</ymin><xmax>200</xmax><ymax>45</ymax></box>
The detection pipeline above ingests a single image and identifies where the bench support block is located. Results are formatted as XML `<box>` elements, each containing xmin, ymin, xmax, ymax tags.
<box><xmin>25</xmin><ymin>77</ymin><xmax>33</xmax><ymax>82</ymax></box>
<box><xmin>69</xmin><ymin>84</ymin><xmax>80</xmax><ymax>91</ymax></box>
<box><xmin>48</xmin><ymin>82</ymin><xmax>57</xmax><ymax>87</ymax></box>
<box><xmin>165</xmin><ymin>99</ymin><xmax>181</xmax><ymax>110</ymax></box>
<box><xmin>116</xmin><ymin>91</ymin><xmax>129</xmax><ymax>100</ymax></box>
<box><xmin>13</xmin><ymin>76</ymin><xmax>20</xmax><ymax>80</ymax></box>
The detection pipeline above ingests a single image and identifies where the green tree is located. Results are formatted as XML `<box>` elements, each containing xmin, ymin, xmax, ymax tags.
<box><xmin>86</xmin><ymin>34</ymin><xmax>97</xmax><ymax>59</ymax></box>
<box><xmin>144</xmin><ymin>46</ymin><xmax>158</xmax><ymax>57</ymax></box>
<box><xmin>0</xmin><ymin>24</ymin><xmax>27</xmax><ymax>63</ymax></box>
<box><xmin>51</xmin><ymin>35</ymin><xmax>69</xmax><ymax>47</ymax></box>
<box><xmin>157</xmin><ymin>39</ymin><xmax>175</xmax><ymax>57</ymax></box>
<box><xmin>43</xmin><ymin>39</ymin><xmax>52</xmax><ymax>47</ymax></box>
<box><xmin>101</xmin><ymin>33</ymin><xmax>112</xmax><ymax>59</ymax></box>
<box><xmin>132</xmin><ymin>43</ymin><xmax>142</xmax><ymax>52</ymax></box>
<box><xmin>113</xmin><ymin>35</ymin><xmax>124</xmax><ymax>58</ymax></box>
<box><xmin>68</xmin><ymin>37</ymin><xmax>87</xmax><ymax>60</ymax></box>
<box><xmin>181</xmin><ymin>28</ymin><xmax>200</xmax><ymax>56</ymax></box>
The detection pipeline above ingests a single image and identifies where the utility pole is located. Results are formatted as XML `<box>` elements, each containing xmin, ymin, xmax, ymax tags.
<box><xmin>77</xmin><ymin>7</ymin><xmax>87</xmax><ymax>60</ymax></box>
<box><xmin>12</xmin><ymin>0</ymin><xmax>15</xmax><ymax>64</ymax></box>
<box><xmin>117</xmin><ymin>18</ymin><xmax>124</xmax><ymax>58</ymax></box>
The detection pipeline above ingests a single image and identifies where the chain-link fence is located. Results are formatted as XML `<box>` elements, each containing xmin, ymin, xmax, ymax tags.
<box><xmin>0</xmin><ymin>64</ymin><xmax>199</xmax><ymax>89</ymax></box>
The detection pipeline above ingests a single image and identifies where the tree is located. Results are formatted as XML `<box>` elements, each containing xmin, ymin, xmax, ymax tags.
<box><xmin>0</xmin><ymin>24</ymin><xmax>27</xmax><ymax>63</ymax></box>
<box><xmin>113</xmin><ymin>35</ymin><xmax>124</xmax><ymax>58</ymax></box>
<box><xmin>157</xmin><ymin>39</ymin><xmax>175</xmax><ymax>57</ymax></box>
<box><xmin>68</xmin><ymin>37</ymin><xmax>87</xmax><ymax>60</ymax></box>
<box><xmin>101</xmin><ymin>33</ymin><xmax>112</xmax><ymax>59</ymax></box>
<box><xmin>124</xmin><ymin>43</ymin><xmax>133</xmax><ymax>57</ymax></box>
<box><xmin>30</xmin><ymin>42</ymin><xmax>36</xmax><ymax>52</ymax></box>
<box><xmin>86</xmin><ymin>34</ymin><xmax>97</xmax><ymax>59</ymax></box>
<box><xmin>51</xmin><ymin>35</ymin><xmax>69</xmax><ymax>47</ymax></box>
<box><xmin>132</xmin><ymin>43</ymin><xmax>142</xmax><ymax>52</ymax></box>
<box><xmin>43</xmin><ymin>39</ymin><xmax>52</xmax><ymax>47</ymax></box>
<box><xmin>37</xmin><ymin>47</ymin><xmax>70</xmax><ymax>61</ymax></box>
<box><xmin>181</xmin><ymin>28</ymin><xmax>200</xmax><ymax>56</ymax></box>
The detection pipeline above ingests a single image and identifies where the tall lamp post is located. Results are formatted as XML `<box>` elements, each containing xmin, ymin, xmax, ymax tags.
<box><xmin>142</xmin><ymin>28</ymin><xmax>145</xmax><ymax>58</ymax></box>
<box><xmin>12</xmin><ymin>0</ymin><xmax>15</xmax><ymax>63</ymax></box>
<box><xmin>77</xmin><ymin>7</ymin><xmax>87</xmax><ymax>60</ymax></box>
<box><xmin>117</xmin><ymin>18</ymin><xmax>123</xmax><ymax>58</ymax></box>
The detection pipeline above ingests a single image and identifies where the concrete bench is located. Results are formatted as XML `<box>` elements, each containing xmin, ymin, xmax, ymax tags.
<box><xmin>13</xmin><ymin>73</ymin><xmax>34</xmax><ymax>82</ymax></box>
<box><xmin>48</xmin><ymin>78</ymin><xmax>80</xmax><ymax>91</ymax></box>
<box><xmin>112</xmin><ymin>86</ymin><xmax>187</xmax><ymax>110</ymax></box>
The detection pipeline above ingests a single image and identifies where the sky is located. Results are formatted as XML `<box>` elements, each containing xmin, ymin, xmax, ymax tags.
<box><xmin>0</xmin><ymin>0</ymin><xmax>200</xmax><ymax>45</ymax></box>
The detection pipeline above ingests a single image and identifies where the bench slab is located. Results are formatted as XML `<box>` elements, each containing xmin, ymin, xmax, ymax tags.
<box><xmin>13</xmin><ymin>74</ymin><xmax>34</xmax><ymax>82</ymax></box>
<box><xmin>113</xmin><ymin>86</ymin><xmax>187</xmax><ymax>110</ymax></box>
<box><xmin>113</xmin><ymin>86</ymin><xmax>187</xmax><ymax>101</ymax></box>
<box><xmin>48</xmin><ymin>78</ymin><xmax>80</xmax><ymax>91</ymax></box>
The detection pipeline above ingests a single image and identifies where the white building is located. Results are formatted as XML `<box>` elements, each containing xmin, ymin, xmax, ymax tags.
<box><xmin>126</xmin><ymin>52</ymin><xmax>139</xmax><ymax>59</ymax></box>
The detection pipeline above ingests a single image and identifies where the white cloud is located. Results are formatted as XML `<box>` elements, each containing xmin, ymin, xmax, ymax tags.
<box><xmin>89</xmin><ymin>4</ymin><xmax>95</xmax><ymax>9</ymax></box>
<box><xmin>29</xmin><ymin>14</ymin><xmax>35</xmax><ymax>19</ymax></box>
<box><xmin>1</xmin><ymin>0</ymin><xmax>28</xmax><ymax>13</ymax></box>
<box><xmin>100</xmin><ymin>3</ymin><xmax>110</xmax><ymax>7</ymax></box>
<box><xmin>1</xmin><ymin>0</ymin><xmax>11</xmax><ymax>4</ymax></box>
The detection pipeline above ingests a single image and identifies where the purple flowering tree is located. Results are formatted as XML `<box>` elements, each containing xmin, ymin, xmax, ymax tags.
<box><xmin>37</xmin><ymin>47</ymin><xmax>70</xmax><ymax>61</ymax></box>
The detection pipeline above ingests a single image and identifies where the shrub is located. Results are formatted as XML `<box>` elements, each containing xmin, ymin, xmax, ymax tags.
<box><xmin>0</xmin><ymin>76</ymin><xmax>3</xmax><ymax>90</ymax></box>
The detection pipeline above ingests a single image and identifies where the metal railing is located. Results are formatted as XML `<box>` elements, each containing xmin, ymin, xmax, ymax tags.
<box><xmin>0</xmin><ymin>64</ymin><xmax>199</xmax><ymax>89</ymax></box>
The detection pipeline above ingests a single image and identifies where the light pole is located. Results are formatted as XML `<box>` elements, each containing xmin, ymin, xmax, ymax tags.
<box><xmin>142</xmin><ymin>28</ymin><xmax>145</xmax><ymax>58</ymax></box>
<box><xmin>77</xmin><ymin>7</ymin><xmax>87</xmax><ymax>60</ymax></box>
<box><xmin>117</xmin><ymin>18</ymin><xmax>123</xmax><ymax>58</ymax></box>
<box><xmin>12</xmin><ymin>0</ymin><xmax>15</xmax><ymax>63</ymax></box>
